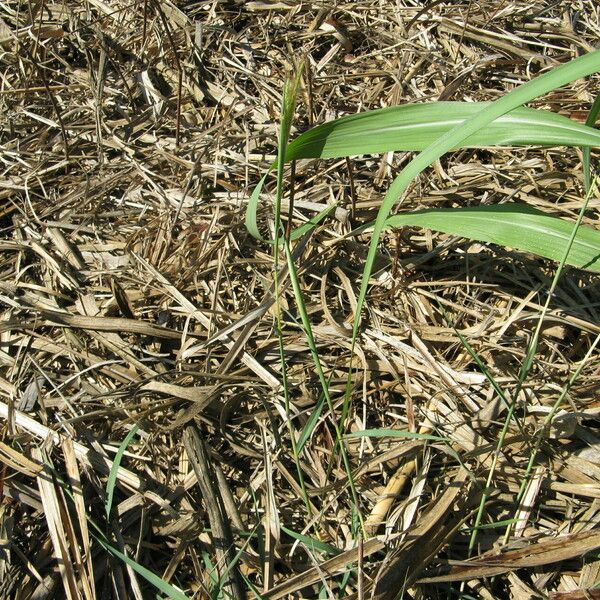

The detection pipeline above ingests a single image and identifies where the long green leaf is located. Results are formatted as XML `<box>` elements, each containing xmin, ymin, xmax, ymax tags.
<box><xmin>246</xmin><ymin>101</ymin><xmax>600</xmax><ymax>242</ymax></box>
<box><xmin>384</xmin><ymin>203</ymin><xmax>600</xmax><ymax>272</ymax></box>
<box><xmin>297</xmin><ymin>393</ymin><xmax>325</xmax><ymax>452</ymax></box>
<box><xmin>105</xmin><ymin>424</ymin><xmax>139</xmax><ymax>520</ymax></box>
<box><xmin>47</xmin><ymin>450</ymin><xmax>190</xmax><ymax>599</ymax></box>
<box><xmin>94</xmin><ymin>534</ymin><xmax>189</xmax><ymax>600</ymax></box>
<box><xmin>280</xmin><ymin>525</ymin><xmax>341</xmax><ymax>556</ymax></box>
<box><xmin>285</xmin><ymin>102</ymin><xmax>600</xmax><ymax>160</ymax></box>
<box><xmin>346</xmin><ymin>429</ymin><xmax>447</xmax><ymax>441</ymax></box>
<box><xmin>355</xmin><ymin>49</ymin><xmax>600</xmax><ymax>316</ymax></box>
<box><xmin>344</xmin><ymin>49</ymin><xmax>600</xmax><ymax>433</ymax></box>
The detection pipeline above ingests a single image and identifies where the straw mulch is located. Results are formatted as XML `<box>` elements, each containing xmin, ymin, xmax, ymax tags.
<box><xmin>1</xmin><ymin>1</ymin><xmax>599</xmax><ymax>598</ymax></box>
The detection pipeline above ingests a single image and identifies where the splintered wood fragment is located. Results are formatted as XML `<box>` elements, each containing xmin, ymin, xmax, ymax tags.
<box><xmin>262</xmin><ymin>428</ymin><xmax>279</xmax><ymax>591</ymax></box>
<box><xmin>365</xmin><ymin>458</ymin><xmax>415</xmax><ymax>535</ymax></box>
<box><xmin>579</xmin><ymin>556</ymin><xmax>600</xmax><ymax>589</ymax></box>
<box><xmin>371</xmin><ymin>468</ymin><xmax>473</xmax><ymax>599</ymax></box>
<box><xmin>62</xmin><ymin>438</ymin><xmax>96</xmax><ymax>600</ymax></box>
<box><xmin>514</xmin><ymin>465</ymin><xmax>545</xmax><ymax>537</ymax></box>
<box><xmin>213</xmin><ymin>462</ymin><xmax>245</xmax><ymax>532</ymax></box>
<box><xmin>246</xmin><ymin>1</ymin><xmax>295</xmax><ymax>10</ymax></box>
<box><xmin>140</xmin><ymin>381</ymin><xmax>221</xmax><ymax>406</ymax></box>
<box><xmin>0</xmin><ymin>440</ymin><xmax>42</xmax><ymax>477</ymax></box>
<box><xmin>437</xmin><ymin>18</ymin><xmax>554</xmax><ymax>62</ymax></box>
<box><xmin>183</xmin><ymin>425</ymin><xmax>245</xmax><ymax>600</ymax></box>
<box><xmin>27</xmin><ymin>308</ymin><xmax>190</xmax><ymax>340</ymax></box>
<box><xmin>3</xmin><ymin>480</ymin><xmax>43</xmax><ymax>511</ymax></box>
<box><xmin>262</xmin><ymin>535</ymin><xmax>391</xmax><ymax>600</ymax></box>
<box><xmin>45</xmin><ymin>227</ymin><xmax>87</xmax><ymax>271</ymax></box>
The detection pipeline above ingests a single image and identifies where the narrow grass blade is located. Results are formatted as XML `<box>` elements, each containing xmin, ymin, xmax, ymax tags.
<box><xmin>285</xmin><ymin>102</ymin><xmax>600</xmax><ymax>160</ymax></box>
<box><xmin>518</xmin><ymin>181</ymin><xmax>598</xmax><ymax>382</ymax></box>
<box><xmin>297</xmin><ymin>393</ymin><xmax>325</xmax><ymax>453</ymax></box>
<box><xmin>272</xmin><ymin>65</ymin><xmax>314</xmax><ymax>519</ymax></box>
<box><xmin>384</xmin><ymin>203</ymin><xmax>600</xmax><ymax>272</ymax></box>
<box><xmin>275</xmin><ymin>68</ymin><xmax>304</xmax><ymax>234</ymax></box>
<box><xmin>246</xmin><ymin>172</ymin><xmax>270</xmax><ymax>240</ymax></box>
<box><xmin>94</xmin><ymin>535</ymin><xmax>189</xmax><ymax>600</ymax></box>
<box><xmin>465</xmin><ymin>518</ymin><xmax>524</xmax><ymax>531</ymax></box>
<box><xmin>282</xmin><ymin>236</ymin><xmax>364</xmax><ymax>530</ymax></box>
<box><xmin>346</xmin><ymin>429</ymin><xmax>447</xmax><ymax>442</ymax></box>
<box><xmin>53</xmin><ymin>464</ymin><xmax>190</xmax><ymax>600</ymax></box>
<box><xmin>281</xmin><ymin>526</ymin><xmax>341</xmax><ymax>556</ymax></box>
<box><xmin>272</xmin><ymin>65</ymin><xmax>364</xmax><ymax>529</ymax></box>
<box><xmin>200</xmin><ymin>550</ymin><xmax>218</xmax><ymax>588</ymax></box>
<box><xmin>105</xmin><ymin>424</ymin><xmax>139</xmax><ymax>520</ymax></box>
<box><xmin>246</xmin><ymin>168</ymin><xmax>338</xmax><ymax>242</ymax></box>
<box><xmin>583</xmin><ymin>94</ymin><xmax>600</xmax><ymax>192</ymax></box>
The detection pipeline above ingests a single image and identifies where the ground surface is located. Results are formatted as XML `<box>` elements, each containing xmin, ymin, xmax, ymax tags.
<box><xmin>1</xmin><ymin>1</ymin><xmax>600</xmax><ymax>598</ymax></box>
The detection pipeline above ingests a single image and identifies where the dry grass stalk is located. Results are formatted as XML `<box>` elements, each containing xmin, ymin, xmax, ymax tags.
<box><xmin>183</xmin><ymin>425</ymin><xmax>245</xmax><ymax>599</ymax></box>
<box><xmin>31</xmin><ymin>447</ymin><xmax>80</xmax><ymax>600</ymax></box>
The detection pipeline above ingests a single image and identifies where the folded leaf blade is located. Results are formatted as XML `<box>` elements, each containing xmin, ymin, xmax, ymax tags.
<box><xmin>384</xmin><ymin>204</ymin><xmax>600</xmax><ymax>272</ymax></box>
<box><xmin>285</xmin><ymin>102</ymin><xmax>600</xmax><ymax>161</ymax></box>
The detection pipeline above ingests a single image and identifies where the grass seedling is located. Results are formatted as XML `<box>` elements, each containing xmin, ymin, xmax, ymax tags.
<box><xmin>247</xmin><ymin>50</ymin><xmax>600</xmax><ymax>552</ymax></box>
<box><xmin>271</xmin><ymin>65</ymin><xmax>313</xmax><ymax>520</ymax></box>
<box><xmin>44</xmin><ymin>456</ymin><xmax>190</xmax><ymax>599</ymax></box>
<box><xmin>273</xmin><ymin>65</ymin><xmax>365</xmax><ymax>532</ymax></box>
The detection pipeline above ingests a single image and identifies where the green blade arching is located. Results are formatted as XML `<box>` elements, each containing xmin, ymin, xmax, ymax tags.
<box><xmin>285</xmin><ymin>102</ymin><xmax>600</xmax><ymax>161</ymax></box>
<box><xmin>247</xmin><ymin>99</ymin><xmax>600</xmax><ymax>242</ymax></box>
<box><xmin>384</xmin><ymin>203</ymin><xmax>600</xmax><ymax>272</ymax></box>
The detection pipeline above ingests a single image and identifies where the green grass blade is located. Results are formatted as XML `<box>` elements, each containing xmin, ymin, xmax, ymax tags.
<box><xmin>270</xmin><ymin>65</ymin><xmax>364</xmax><ymax>531</ymax></box>
<box><xmin>272</xmin><ymin>65</ymin><xmax>314</xmax><ymax>519</ymax></box>
<box><xmin>282</xmin><ymin>236</ymin><xmax>364</xmax><ymax>532</ymax></box>
<box><xmin>297</xmin><ymin>393</ymin><xmax>326</xmax><ymax>453</ymax></box>
<box><xmin>289</xmin><ymin>202</ymin><xmax>339</xmax><ymax>241</ymax></box>
<box><xmin>45</xmin><ymin>442</ymin><xmax>190</xmax><ymax>599</ymax></box>
<box><xmin>357</xmin><ymin>49</ymin><xmax>600</xmax><ymax>319</ymax></box>
<box><xmin>105</xmin><ymin>423</ymin><xmax>139</xmax><ymax>520</ymax></box>
<box><xmin>502</xmin><ymin>179</ymin><xmax>600</xmax><ymax>543</ymax></box>
<box><xmin>345</xmin><ymin>50</ymin><xmax>600</xmax><ymax>433</ymax></box>
<box><xmin>346</xmin><ymin>429</ymin><xmax>447</xmax><ymax>441</ymax></box>
<box><xmin>285</xmin><ymin>102</ymin><xmax>600</xmax><ymax>160</ymax></box>
<box><xmin>518</xmin><ymin>184</ymin><xmax>596</xmax><ymax>380</ymax></box>
<box><xmin>245</xmin><ymin>166</ymin><xmax>338</xmax><ymax>243</ymax></box>
<box><xmin>94</xmin><ymin>534</ymin><xmax>189</xmax><ymax>600</ymax></box>
<box><xmin>383</xmin><ymin>203</ymin><xmax>600</xmax><ymax>272</ymax></box>
<box><xmin>245</xmin><ymin>172</ymin><xmax>270</xmax><ymax>240</ymax></box>
<box><xmin>505</xmin><ymin>330</ymin><xmax>600</xmax><ymax>545</ymax></box>
<box><xmin>281</xmin><ymin>525</ymin><xmax>341</xmax><ymax>556</ymax></box>
<box><xmin>465</xmin><ymin>518</ymin><xmax>525</xmax><ymax>531</ymax></box>
<box><xmin>437</xmin><ymin>302</ymin><xmax>517</xmax><ymax>424</ymax></box>
<box><xmin>247</xmin><ymin>100</ymin><xmax>600</xmax><ymax>242</ymax></box>
<box><xmin>583</xmin><ymin>94</ymin><xmax>600</xmax><ymax>192</ymax></box>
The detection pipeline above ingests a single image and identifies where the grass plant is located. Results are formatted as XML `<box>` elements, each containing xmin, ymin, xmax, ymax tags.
<box><xmin>275</xmin><ymin>67</ymin><xmax>365</xmax><ymax>532</ymax></box>
<box><xmin>4</xmin><ymin>2</ymin><xmax>600</xmax><ymax>598</ymax></box>
<box><xmin>247</xmin><ymin>45</ymin><xmax>600</xmax><ymax>594</ymax></box>
<box><xmin>248</xmin><ymin>46</ymin><xmax>600</xmax><ymax>483</ymax></box>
